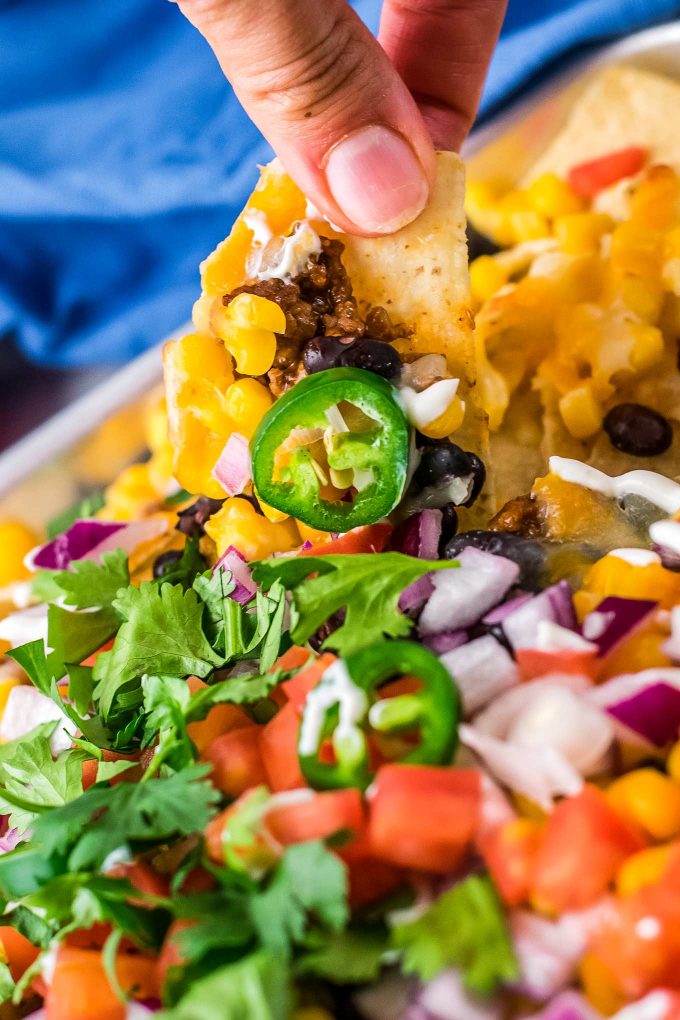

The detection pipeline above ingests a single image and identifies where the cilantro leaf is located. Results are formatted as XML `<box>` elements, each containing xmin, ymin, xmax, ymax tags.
<box><xmin>157</xmin><ymin>951</ymin><xmax>290</xmax><ymax>1020</ymax></box>
<box><xmin>250</xmin><ymin>842</ymin><xmax>348</xmax><ymax>959</ymax></box>
<box><xmin>390</xmin><ymin>875</ymin><xmax>519</xmax><ymax>995</ymax></box>
<box><xmin>7</xmin><ymin>640</ymin><xmax>55</xmax><ymax>696</ymax></box>
<box><xmin>93</xmin><ymin>582</ymin><xmax>222</xmax><ymax>719</ymax></box>
<box><xmin>48</xmin><ymin>602</ymin><xmax>117</xmax><ymax>670</ymax></box>
<box><xmin>296</xmin><ymin>925</ymin><xmax>387</xmax><ymax>984</ymax></box>
<box><xmin>0</xmin><ymin>960</ymin><xmax>13</xmax><ymax>1004</ymax></box>
<box><xmin>253</xmin><ymin>553</ymin><xmax>456</xmax><ymax>656</ymax></box>
<box><xmin>156</xmin><ymin>538</ymin><xmax>207</xmax><ymax>589</ymax></box>
<box><xmin>0</xmin><ymin>726</ymin><xmax>89</xmax><ymax>832</ymax></box>
<box><xmin>29</xmin><ymin>765</ymin><xmax>219</xmax><ymax>872</ymax></box>
<box><xmin>50</xmin><ymin>549</ymin><xmax>129</xmax><ymax>611</ymax></box>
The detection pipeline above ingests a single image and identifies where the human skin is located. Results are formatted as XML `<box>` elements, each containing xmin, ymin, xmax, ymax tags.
<box><xmin>177</xmin><ymin>0</ymin><xmax>507</xmax><ymax>235</ymax></box>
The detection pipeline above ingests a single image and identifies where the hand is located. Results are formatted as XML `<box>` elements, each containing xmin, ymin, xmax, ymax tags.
<box><xmin>177</xmin><ymin>0</ymin><xmax>507</xmax><ymax>235</ymax></box>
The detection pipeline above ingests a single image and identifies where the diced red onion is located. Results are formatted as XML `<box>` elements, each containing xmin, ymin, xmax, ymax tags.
<box><xmin>422</xmin><ymin>630</ymin><xmax>468</xmax><ymax>655</ymax></box>
<box><xmin>392</xmin><ymin>509</ymin><xmax>443</xmax><ymax>560</ymax></box>
<box><xmin>419</xmin><ymin>548</ymin><xmax>520</xmax><ymax>635</ymax></box>
<box><xmin>214</xmin><ymin>545</ymin><xmax>257</xmax><ymax>604</ymax></box>
<box><xmin>524</xmin><ymin>991</ymin><xmax>602</xmax><ymax>1020</ymax></box>
<box><xmin>0</xmin><ymin>686</ymin><xmax>77</xmax><ymax>754</ymax></box>
<box><xmin>581</xmin><ymin>597</ymin><xmax>657</xmax><ymax>659</ymax></box>
<box><xmin>460</xmin><ymin>723</ymin><xmax>583</xmax><ymax>811</ymax></box>
<box><xmin>211</xmin><ymin>432</ymin><xmax>252</xmax><ymax>496</ymax></box>
<box><xmin>474</xmin><ymin>677</ymin><xmax>613</xmax><ymax>776</ymax></box>
<box><xmin>440</xmin><ymin>635</ymin><xmax>519</xmax><ymax>716</ymax></box>
<box><xmin>483</xmin><ymin>593</ymin><xmax>533</xmax><ymax>625</ymax></box>
<box><xmin>663</xmin><ymin>605</ymin><xmax>680</xmax><ymax>662</ymax></box>
<box><xmin>477</xmin><ymin>774</ymin><xmax>516</xmax><ymax>842</ymax></box>
<box><xmin>400</xmin><ymin>574</ymin><xmax>435</xmax><ymax>613</ymax></box>
<box><xmin>0</xmin><ymin>826</ymin><xmax>21</xmax><ymax>854</ymax></box>
<box><xmin>587</xmin><ymin>669</ymin><xmax>680</xmax><ymax>747</ymax></box>
<box><xmin>502</xmin><ymin>583</ymin><xmax>575</xmax><ymax>651</ymax></box>
<box><xmin>0</xmin><ymin>604</ymin><xmax>48</xmax><ymax>648</ymax></box>
<box><xmin>510</xmin><ymin>911</ymin><xmax>589</xmax><ymax>1002</ymax></box>
<box><xmin>27</xmin><ymin>520</ymin><xmax>125</xmax><ymax>570</ymax></box>
<box><xmin>611</xmin><ymin>990</ymin><xmax>676</xmax><ymax>1020</ymax></box>
<box><xmin>27</xmin><ymin>517</ymin><xmax>168</xmax><ymax>573</ymax></box>
<box><xmin>409</xmin><ymin>970</ymin><xmax>503</xmax><ymax>1020</ymax></box>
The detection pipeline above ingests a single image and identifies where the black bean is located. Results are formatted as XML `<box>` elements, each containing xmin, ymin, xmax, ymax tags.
<box><xmin>153</xmin><ymin>549</ymin><xmax>183</xmax><ymax>579</ymax></box>
<box><xmin>176</xmin><ymin>496</ymin><xmax>225</xmax><ymax>537</ymax></box>
<box><xmin>603</xmin><ymin>403</ymin><xmax>672</xmax><ymax>458</ymax></box>
<box><xmin>301</xmin><ymin>336</ymin><xmax>353</xmax><ymax>374</ymax></box>
<box><xmin>438</xmin><ymin>502</ymin><xmax>459</xmax><ymax>557</ymax></box>
<box><xmin>462</xmin><ymin>452</ymin><xmax>486</xmax><ymax>507</ymax></box>
<box><xmin>413</xmin><ymin>442</ymin><xmax>473</xmax><ymax>489</ymax></box>
<box><xmin>466</xmin><ymin>222</ymin><xmax>500</xmax><ymax>262</ymax></box>
<box><xmin>444</xmin><ymin>529</ymin><xmax>546</xmax><ymax>591</ymax></box>
<box><xmin>337</xmin><ymin>338</ymin><xmax>402</xmax><ymax>380</ymax></box>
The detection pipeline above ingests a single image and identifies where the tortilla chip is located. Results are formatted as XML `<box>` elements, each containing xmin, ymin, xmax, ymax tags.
<box><xmin>527</xmin><ymin>66</ymin><xmax>680</xmax><ymax>182</ymax></box>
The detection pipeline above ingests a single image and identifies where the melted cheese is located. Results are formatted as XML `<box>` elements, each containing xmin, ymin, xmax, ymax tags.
<box><xmin>400</xmin><ymin>378</ymin><xmax>460</xmax><ymax>428</ymax></box>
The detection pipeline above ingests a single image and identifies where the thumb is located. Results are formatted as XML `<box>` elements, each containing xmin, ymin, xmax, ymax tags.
<box><xmin>177</xmin><ymin>0</ymin><xmax>435</xmax><ymax>235</ymax></box>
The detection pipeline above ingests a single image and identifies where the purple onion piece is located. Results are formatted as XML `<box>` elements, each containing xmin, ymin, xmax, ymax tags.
<box><xmin>29</xmin><ymin>520</ymin><xmax>125</xmax><ymax>571</ymax></box>
<box><xmin>482</xmin><ymin>593</ymin><xmax>533</xmax><ymax>626</ymax></box>
<box><xmin>422</xmin><ymin>630</ymin><xmax>468</xmax><ymax>655</ymax></box>
<box><xmin>606</xmin><ymin>681</ymin><xmax>680</xmax><ymax>747</ymax></box>
<box><xmin>392</xmin><ymin>509</ymin><xmax>443</xmax><ymax>560</ymax></box>
<box><xmin>653</xmin><ymin>541</ymin><xmax>680</xmax><ymax>572</ymax></box>
<box><xmin>213</xmin><ymin>545</ymin><xmax>257</xmax><ymax>604</ymax></box>
<box><xmin>400</xmin><ymin>573</ymin><xmax>435</xmax><ymax>613</ymax></box>
<box><xmin>502</xmin><ymin>582</ymin><xmax>576</xmax><ymax>651</ymax></box>
<box><xmin>580</xmin><ymin>596</ymin><xmax>657</xmax><ymax>659</ymax></box>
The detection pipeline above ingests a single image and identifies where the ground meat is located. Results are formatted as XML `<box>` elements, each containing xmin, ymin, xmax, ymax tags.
<box><xmin>223</xmin><ymin>236</ymin><xmax>407</xmax><ymax>393</ymax></box>
<box><xmin>488</xmin><ymin>494</ymin><xmax>545</xmax><ymax>538</ymax></box>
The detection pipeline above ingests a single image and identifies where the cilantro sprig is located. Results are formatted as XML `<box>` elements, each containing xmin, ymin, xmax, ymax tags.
<box><xmin>253</xmin><ymin>552</ymin><xmax>457</xmax><ymax>656</ymax></box>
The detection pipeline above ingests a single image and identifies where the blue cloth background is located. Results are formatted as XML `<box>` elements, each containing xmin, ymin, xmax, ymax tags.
<box><xmin>1</xmin><ymin>0</ymin><xmax>679</xmax><ymax>367</ymax></box>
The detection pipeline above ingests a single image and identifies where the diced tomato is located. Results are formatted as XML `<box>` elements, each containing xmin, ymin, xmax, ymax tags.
<box><xmin>590</xmin><ymin>852</ymin><xmax>680</xmax><ymax>998</ymax></box>
<box><xmin>81</xmin><ymin>748</ymin><xmax>141</xmax><ymax>792</ymax></box>
<box><xmin>273</xmin><ymin>646</ymin><xmax>312</xmax><ymax>672</ymax></box>
<box><xmin>106</xmin><ymin>861</ymin><xmax>169</xmax><ymax>900</ymax></box>
<box><xmin>516</xmin><ymin>646</ymin><xmax>598</xmax><ymax>681</ymax></box>
<box><xmin>178</xmin><ymin>866</ymin><xmax>216</xmax><ymax>893</ymax></box>
<box><xmin>281</xmin><ymin>652</ymin><xmax>335</xmax><ymax>713</ymax></box>
<box><xmin>264</xmin><ymin>788</ymin><xmax>365</xmax><ymax>846</ymax></box>
<box><xmin>368</xmin><ymin>765</ymin><xmax>481</xmax><ymax>873</ymax></box>
<box><xmin>157</xmin><ymin>919</ymin><xmax>194</xmax><ymax>993</ymax></box>
<box><xmin>347</xmin><ymin>854</ymin><xmax>405</xmax><ymax>909</ymax></box>
<box><xmin>80</xmin><ymin>639</ymin><xmax>114</xmax><ymax>668</ymax></box>
<box><xmin>568</xmin><ymin>146</ymin><xmax>647</xmax><ymax>197</ymax></box>
<box><xmin>203</xmin><ymin>725</ymin><xmax>268</xmax><ymax>798</ymax></box>
<box><xmin>204</xmin><ymin>790</ymin><xmax>278</xmax><ymax>871</ymax></box>
<box><xmin>45</xmin><ymin>946</ymin><xmax>158</xmax><ymax>1020</ymax></box>
<box><xmin>531</xmin><ymin>785</ymin><xmax>646</xmax><ymax>914</ymax></box>
<box><xmin>298</xmin><ymin>523</ymin><xmax>392</xmax><ymax>557</ymax></box>
<box><xmin>0</xmin><ymin>926</ymin><xmax>39</xmax><ymax>982</ymax></box>
<box><xmin>186</xmin><ymin>677</ymin><xmax>252</xmax><ymax>753</ymax></box>
<box><xmin>480</xmin><ymin>817</ymin><xmax>544</xmax><ymax>906</ymax></box>
<box><xmin>64</xmin><ymin>924</ymin><xmax>113</xmax><ymax>950</ymax></box>
<box><xmin>259</xmin><ymin>703</ymin><xmax>306</xmax><ymax>792</ymax></box>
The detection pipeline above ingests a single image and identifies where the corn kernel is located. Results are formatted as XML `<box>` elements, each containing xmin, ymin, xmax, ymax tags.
<box><xmin>630</xmin><ymin>164</ymin><xmax>680</xmax><ymax>231</ymax></box>
<box><xmin>668</xmin><ymin>741</ymin><xmax>680</xmax><ymax>783</ymax></box>
<box><xmin>609</xmin><ymin>223</ymin><xmax>662</xmax><ymax>278</ymax></box>
<box><xmin>558</xmin><ymin>385</ymin><xmax>602</xmax><ymax>440</ymax></box>
<box><xmin>616</xmin><ymin>842</ymin><xmax>677</xmax><ymax>896</ymax></box>
<box><xmin>0</xmin><ymin>522</ymin><xmax>40</xmax><ymax>585</ymax></box>
<box><xmin>297</xmin><ymin>522</ymin><xmax>330</xmax><ymax>546</ymax></box>
<box><xmin>204</xmin><ymin>497</ymin><xmax>299</xmax><ymax>561</ymax></box>
<box><xmin>607</xmin><ymin>768</ymin><xmax>680</xmax><ymax>841</ymax></box>
<box><xmin>614</xmin><ymin>274</ymin><xmax>665</xmax><ymax>323</ymax></box>
<box><xmin>172</xmin><ymin>413</ymin><xmax>228</xmax><ymax>501</ymax></box>
<box><xmin>102</xmin><ymin>464</ymin><xmax>160</xmax><ymax>521</ymax></box>
<box><xmin>419</xmin><ymin>396</ymin><xmax>466</xmax><ymax>440</ymax></box>
<box><xmin>211</xmin><ymin>293</ymin><xmax>285</xmax><ymax>376</ymax></box>
<box><xmin>165</xmin><ymin>331</ymin><xmax>234</xmax><ymax>390</ymax></box>
<box><xmin>256</xmin><ymin>491</ymin><xmax>290</xmax><ymax>523</ymax></box>
<box><xmin>580</xmin><ymin>554</ymin><xmax>680</xmax><ymax>610</ymax></box>
<box><xmin>579</xmin><ymin>952</ymin><xmax>627</xmax><ymax>1017</ymax></box>
<box><xmin>222</xmin><ymin>378</ymin><xmax>274</xmax><ymax>439</ymax></box>
<box><xmin>509</xmin><ymin>209</ymin><xmax>550</xmax><ymax>242</ymax></box>
<box><xmin>469</xmin><ymin>256</ymin><xmax>507</xmax><ymax>304</ymax></box>
<box><xmin>629</xmin><ymin>322</ymin><xmax>664</xmax><ymax>374</ymax></box>
<box><xmin>527</xmin><ymin>173</ymin><xmax>583</xmax><ymax>219</ymax></box>
<box><xmin>554</xmin><ymin>212</ymin><xmax>612</xmax><ymax>256</ymax></box>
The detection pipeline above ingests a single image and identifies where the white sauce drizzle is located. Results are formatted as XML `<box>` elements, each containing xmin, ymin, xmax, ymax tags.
<box><xmin>649</xmin><ymin>518</ymin><xmax>680</xmax><ymax>556</ymax></box>
<box><xmin>609</xmin><ymin>548</ymin><xmax>661</xmax><ymax>567</ymax></box>
<box><xmin>298</xmin><ymin>659</ymin><xmax>368</xmax><ymax>757</ymax></box>
<box><xmin>242</xmin><ymin>208</ymin><xmax>274</xmax><ymax>249</ymax></box>
<box><xmin>400</xmin><ymin>378</ymin><xmax>461</xmax><ymax>429</ymax></box>
<box><xmin>257</xmin><ymin>220</ymin><xmax>322</xmax><ymax>283</ymax></box>
<box><xmin>549</xmin><ymin>456</ymin><xmax>680</xmax><ymax>515</ymax></box>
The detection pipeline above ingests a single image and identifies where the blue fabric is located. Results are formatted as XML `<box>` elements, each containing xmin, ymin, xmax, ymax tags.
<box><xmin>0</xmin><ymin>0</ymin><xmax>678</xmax><ymax>367</ymax></box>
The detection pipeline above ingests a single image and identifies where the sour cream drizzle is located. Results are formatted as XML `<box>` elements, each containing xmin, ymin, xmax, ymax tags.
<box><xmin>298</xmin><ymin>659</ymin><xmax>367</xmax><ymax>757</ymax></box>
<box><xmin>609</xmin><ymin>548</ymin><xmax>661</xmax><ymax>567</ymax></box>
<box><xmin>649</xmin><ymin>518</ymin><xmax>680</xmax><ymax>556</ymax></box>
<box><xmin>400</xmin><ymin>378</ymin><xmax>461</xmax><ymax>429</ymax></box>
<box><xmin>549</xmin><ymin>456</ymin><xmax>680</xmax><ymax>515</ymax></box>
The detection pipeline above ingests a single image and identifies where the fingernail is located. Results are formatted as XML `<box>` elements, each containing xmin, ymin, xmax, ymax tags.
<box><xmin>325</xmin><ymin>125</ymin><xmax>429</xmax><ymax>234</ymax></box>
